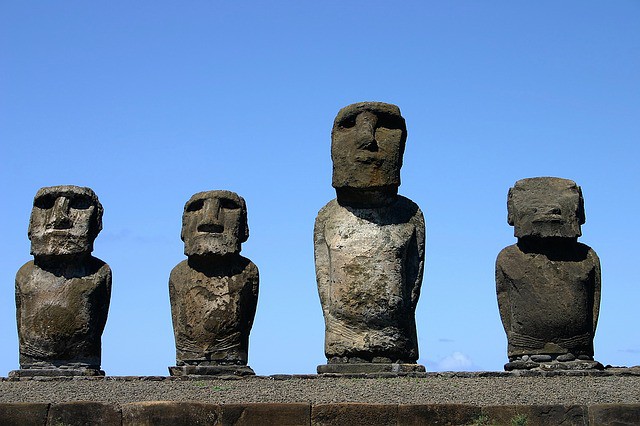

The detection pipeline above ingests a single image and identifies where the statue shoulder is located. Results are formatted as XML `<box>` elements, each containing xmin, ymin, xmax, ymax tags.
<box><xmin>395</xmin><ymin>195</ymin><xmax>424</xmax><ymax>225</ymax></box>
<box><xmin>237</xmin><ymin>256</ymin><xmax>259</xmax><ymax>278</ymax></box>
<box><xmin>578</xmin><ymin>243</ymin><xmax>600</xmax><ymax>265</ymax></box>
<box><xmin>496</xmin><ymin>244</ymin><xmax>520</xmax><ymax>264</ymax></box>
<box><xmin>90</xmin><ymin>256</ymin><xmax>111</xmax><ymax>276</ymax></box>
<box><xmin>15</xmin><ymin>260</ymin><xmax>36</xmax><ymax>284</ymax></box>
<box><xmin>169</xmin><ymin>259</ymin><xmax>190</xmax><ymax>280</ymax></box>
<box><xmin>316</xmin><ymin>199</ymin><xmax>339</xmax><ymax>220</ymax></box>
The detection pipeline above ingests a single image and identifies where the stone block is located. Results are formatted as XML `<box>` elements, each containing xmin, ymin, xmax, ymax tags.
<box><xmin>48</xmin><ymin>401</ymin><xmax>121</xmax><ymax>426</ymax></box>
<box><xmin>398</xmin><ymin>404</ymin><xmax>481</xmax><ymax>425</ymax></box>
<box><xmin>482</xmin><ymin>405</ymin><xmax>586</xmax><ymax>426</ymax></box>
<box><xmin>0</xmin><ymin>403</ymin><xmax>49</xmax><ymax>426</ymax></box>
<box><xmin>312</xmin><ymin>403</ymin><xmax>398</xmax><ymax>426</ymax></box>
<box><xmin>122</xmin><ymin>401</ymin><xmax>220</xmax><ymax>426</ymax></box>
<box><xmin>588</xmin><ymin>404</ymin><xmax>640</xmax><ymax>425</ymax></box>
<box><xmin>220</xmin><ymin>403</ymin><xmax>310</xmax><ymax>425</ymax></box>
<box><xmin>317</xmin><ymin>363</ymin><xmax>425</xmax><ymax>374</ymax></box>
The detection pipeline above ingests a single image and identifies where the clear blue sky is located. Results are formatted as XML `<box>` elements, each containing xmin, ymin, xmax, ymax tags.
<box><xmin>1</xmin><ymin>2</ymin><xmax>638</xmax><ymax>376</ymax></box>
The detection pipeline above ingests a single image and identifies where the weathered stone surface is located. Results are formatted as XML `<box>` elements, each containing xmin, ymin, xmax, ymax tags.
<box><xmin>311</xmin><ymin>403</ymin><xmax>398</xmax><ymax>426</ymax></box>
<box><xmin>169</xmin><ymin>191</ymin><xmax>258</xmax><ymax>375</ymax></box>
<box><xmin>168</xmin><ymin>365</ymin><xmax>255</xmax><ymax>376</ymax></box>
<box><xmin>317</xmin><ymin>363</ymin><xmax>425</xmax><ymax>374</ymax></box>
<box><xmin>588</xmin><ymin>404</ymin><xmax>640</xmax><ymax>425</ymax></box>
<box><xmin>48</xmin><ymin>401</ymin><xmax>121</xmax><ymax>426</ymax></box>
<box><xmin>398</xmin><ymin>404</ymin><xmax>481</xmax><ymax>425</ymax></box>
<box><xmin>0</xmin><ymin>402</ymin><xmax>49</xmax><ymax>426</ymax></box>
<box><xmin>315</xmin><ymin>102</ymin><xmax>425</xmax><ymax>372</ymax></box>
<box><xmin>482</xmin><ymin>405</ymin><xmax>587</xmax><ymax>426</ymax></box>
<box><xmin>14</xmin><ymin>186</ymin><xmax>111</xmax><ymax>377</ymax></box>
<box><xmin>122</xmin><ymin>401</ymin><xmax>220</xmax><ymax>425</ymax></box>
<box><xmin>496</xmin><ymin>177</ymin><xmax>601</xmax><ymax>371</ymax></box>
<box><xmin>221</xmin><ymin>403</ymin><xmax>311</xmax><ymax>425</ymax></box>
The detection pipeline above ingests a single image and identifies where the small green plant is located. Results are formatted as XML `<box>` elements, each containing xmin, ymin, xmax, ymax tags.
<box><xmin>211</xmin><ymin>385</ymin><xmax>229</xmax><ymax>391</ymax></box>
<box><xmin>469</xmin><ymin>414</ymin><xmax>493</xmax><ymax>426</ymax></box>
<box><xmin>510</xmin><ymin>413</ymin><xmax>528</xmax><ymax>426</ymax></box>
<box><xmin>194</xmin><ymin>380</ymin><xmax>207</xmax><ymax>387</ymax></box>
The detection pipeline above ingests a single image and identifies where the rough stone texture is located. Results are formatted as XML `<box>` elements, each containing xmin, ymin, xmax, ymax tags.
<box><xmin>317</xmin><ymin>363</ymin><xmax>424</xmax><ymax>374</ymax></box>
<box><xmin>588</xmin><ymin>404</ymin><xmax>640</xmax><ymax>425</ymax></box>
<box><xmin>2</xmin><ymin>401</ymin><xmax>639</xmax><ymax>425</ymax></box>
<box><xmin>398</xmin><ymin>404</ymin><xmax>481</xmax><ymax>425</ymax></box>
<box><xmin>312</xmin><ymin>403</ymin><xmax>398</xmax><ymax>426</ymax></box>
<box><xmin>0</xmin><ymin>402</ymin><xmax>49</xmax><ymax>426</ymax></box>
<box><xmin>482</xmin><ymin>405</ymin><xmax>587</xmax><ymax>426</ymax></box>
<box><xmin>2</xmin><ymin>372</ymin><xmax>640</xmax><ymax>406</ymax></box>
<box><xmin>13</xmin><ymin>185</ymin><xmax>111</xmax><ymax>377</ymax></box>
<box><xmin>315</xmin><ymin>102</ymin><xmax>425</xmax><ymax>373</ymax></box>
<box><xmin>496</xmin><ymin>177</ymin><xmax>601</xmax><ymax>371</ymax></box>
<box><xmin>48</xmin><ymin>401</ymin><xmax>121</xmax><ymax>426</ymax></box>
<box><xmin>122</xmin><ymin>401</ymin><xmax>221</xmax><ymax>425</ymax></box>
<box><xmin>169</xmin><ymin>191</ymin><xmax>259</xmax><ymax>376</ymax></box>
<box><xmin>221</xmin><ymin>403</ymin><xmax>310</xmax><ymax>425</ymax></box>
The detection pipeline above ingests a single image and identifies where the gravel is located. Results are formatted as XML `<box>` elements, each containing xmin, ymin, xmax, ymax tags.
<box><xmin>2</xmin><ymin>370</ymin><xmax>640</xmax><ymax>407</ymax></box>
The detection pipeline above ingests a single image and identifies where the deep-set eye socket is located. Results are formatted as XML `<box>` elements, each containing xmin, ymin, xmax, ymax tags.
<box><xmin>220</xmin><ymin>198</ymin><xmax>240</xmax><ymax>210</ymax></box>
<box><xmin>34</xmin><ymin>195</ymin><xmax>55</xmax><ymax>209</ymax></box>
<box><xmin>339</xmin><ymin>114</ymin><xmax>357</xmax><ymax>129</ymax></box>
<box><xmin>68</xmin><ymin>195</ymin><xmax>92</xmax><ymax>210</ymax></box>
<box><xmin>186</xmin><ymin>199</ymin><xmax>205</xmax><ymax>212</ymax></box>
<box><xmin>375</xmin><ymin>113</ymin><xmax>404</xmax><ymax>131</ymax></box>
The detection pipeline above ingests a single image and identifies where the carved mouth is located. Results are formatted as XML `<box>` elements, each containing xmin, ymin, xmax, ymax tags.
<box><xmin>533</xmin><ymin>214</ymin><xmax>564</xmax><ymax>223</ymax></box>
<box><xmin>44</xmin><ymin>229</ymin><xmax>72</xmax><ymax>235</ymax></box>
<box><xmin>355</xmin><ymin>155</ymin><xmax>383</xmax><ymax>165</ymax></box>
<box><xmin>197</xmin><ymin>224</ymin><xmax>224</xmax><ymax>233</ymax></box>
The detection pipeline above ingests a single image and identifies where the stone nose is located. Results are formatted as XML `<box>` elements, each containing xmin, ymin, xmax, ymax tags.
<box><xmin>203</xmin><ymin>198</ymin><xmax>222</xmax><ymax>223</ymax></box>
<box><xmin>543</xmin><ymin>205</ymin><xmax>562</xmax><ymax>215</ymax></box>
<box><xmin>198</xmin><ymin>198</ymin><xmax>224</xmax><ymax>233</ymax></box>
<box><xmin>356</xmin><ymin>111</ymin><xmax>379</xmax><ymax>152</ymax></box>
<box><xmin>50</xmin><ymin>197</ymin><xmax>72</xmax><ymax>229</ymax></box>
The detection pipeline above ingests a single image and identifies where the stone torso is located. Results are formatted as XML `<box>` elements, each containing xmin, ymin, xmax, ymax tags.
<box><xmin>496</xmin><ymin>243</ymin><xmax>600</xmax><ymax>357</ymax></box>
<box><xmin>315</xmin><ymin>196</ymin><xmax>424</xmax><ymax>361</ymax></box>
<box><xmin>169</xmin><ymin>256</ymin><xmax>259</xmax><ymax>366</ymax></box>
<box><xmin>15</xmin><ymin>258</ymin><xmax>112</xmax><ymax>368</ymax></box>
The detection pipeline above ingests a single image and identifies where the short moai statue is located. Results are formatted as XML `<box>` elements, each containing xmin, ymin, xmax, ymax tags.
<box><xmin>496</xmin><ymin>177</ymin><xmax>602</xmax><ymax>371</ymax></box>
<box><xmin>314</xmin><ymin>102</ymin><xmax>426</xmax><ymax>374</ymax></box>
<box><xmin>169</xmin><ymin>190</ymin><xmax>259</xmax><ymax>376</ymax></box>
<box><xmin>12</xmin><ymin>186</ymin><xmax>111</xmax><ymax>377</ymax></box>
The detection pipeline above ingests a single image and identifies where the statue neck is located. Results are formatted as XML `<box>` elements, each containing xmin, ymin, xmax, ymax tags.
<box><xmin>335</xmin><ymin>186</ymin><xmax>398</xmax><ymax>208</ymax></box>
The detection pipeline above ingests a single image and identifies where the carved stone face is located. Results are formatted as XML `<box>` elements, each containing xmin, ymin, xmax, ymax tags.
<box><xmin>28</xmin><ymin>185</ymin><xmax>103</xmax><ymax>256</ymax></box>
<box><xmin>508</xmin><ymin>177</ymin><xmax>585</xmax><ymax>239</ymax></box>
<box><xmin>331</xmin><ymin>102</ymin><xmax>407</xmax><ymax>191</ymax></box>
<box><xmin>181</xmin><ymin>190</ymin><xmax>248</xmax><ymax>256</ymax></box>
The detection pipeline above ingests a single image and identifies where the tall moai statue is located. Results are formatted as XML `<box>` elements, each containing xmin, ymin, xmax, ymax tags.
<box><xmin>169</xmin><ymin>190</ymin><xmax>259</xmax><ymax>376</ymax></box>
<box><xmin>314</xmin><ymin>102</ymin><xmax>426</xmax><ymax>374</ymax></box>
<box><xmin>496</xmin><ymin>177</ymin><xmax>602</xmax><ymax>371</ymax></box>
<box><xmin>12</xmin><ymin>186</ymin><xmax>111</xmax><ymax>377</ymax></box>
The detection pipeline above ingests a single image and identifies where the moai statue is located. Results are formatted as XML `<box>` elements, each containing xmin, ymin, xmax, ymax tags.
<box><xmin>169</xmin><ymin>190</ymin><xmax>259</xmax><ymax>376</ymax></box>
<box><xmin>496</xmin><ymin>177</ymin><xmax>602</xmax><ymax>371</ymax></box>
<box><xmin>12</xmin><ymin>186</ymin><xmax>111</xmax><ymax>377</ymax></box>
<box><xmin>314</xmin><ymin>102</ymin><xmax>426</xmax><ymax>374</ymax></box>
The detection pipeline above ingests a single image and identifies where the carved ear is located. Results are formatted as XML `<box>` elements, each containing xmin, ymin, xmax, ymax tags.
<box><xmin>240</xmin><ymin>198</ymin><xmax>249</xmax><ymax>243</ymax></box>
<box><xmin>507</xmin><ymin>187</ymin><xmax>515</xmax><ymax>226</ymax></box>
<box><xmin>577</xmin><ymin>186</ymin><xmax>586</xmax><ymax>225</ymax></box>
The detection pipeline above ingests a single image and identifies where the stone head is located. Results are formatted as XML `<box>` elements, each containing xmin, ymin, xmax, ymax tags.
<box><xmin>181</xmin><ymin>190</ymin><xmax>249</xmax><ymax>257</ymax></box>
<box><xmin>331</xmin><ymin>102</ymin><xmax>407</xmax><ymax>193</ymax></box>
<box><xmin>28</xmin><ymin>185</ymin><xmax>103</xmax><ymax>256</ymax></box>
<box><xmin>507</xmin><ymin>177</ymin><xmax>585</xmax><ymax>239</ymax></box>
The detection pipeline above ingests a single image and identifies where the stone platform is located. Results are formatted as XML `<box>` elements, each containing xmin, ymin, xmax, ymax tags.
<box><xmin>2</xmin><ymin>368</ymin><xmax>640</xmax><ymax>425</ymax></box>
